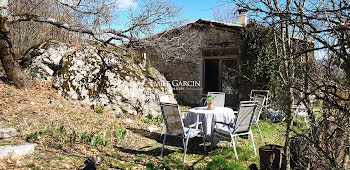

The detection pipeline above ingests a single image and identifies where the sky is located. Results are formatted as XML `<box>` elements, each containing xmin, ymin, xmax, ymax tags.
<box><xmin>116</xmin><ymin>0</ymin><xmax>235</xmax><ymax>23</ymax></box>
<box><xmin>177</xmin><ymin>0</ymin><xmax>220</xmax><ymax>22</ymax></box>
<box><xmin>110</xmin><ymin>0</ymin><xmax>237</xmax><ymax>35</ymax></box>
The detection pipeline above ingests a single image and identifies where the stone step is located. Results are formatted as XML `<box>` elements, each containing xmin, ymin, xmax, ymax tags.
<box><xmin>0</xmin><ymin>143</ymin><xmax>35</xmax><ymax>159</ymax></box>
<box><xmin>0</xmin><ymin>128</ymin><xmax>17</xmax><ymax>139</ymax></box>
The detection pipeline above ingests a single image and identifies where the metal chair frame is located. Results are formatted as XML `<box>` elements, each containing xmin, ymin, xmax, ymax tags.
<box><xmin>160</xmin><ymin>102</ymin><xmax>206</xmax><ymax>164</ymax></box>
<box><xmin>252</xmin><ymin>94</ymin><xmax>267</xmax><ymax>143</ymax></box>
<box><xmin>213</xmin><ymin>101</ymin><xmax>258</xmax><ymax>160</ymax></box>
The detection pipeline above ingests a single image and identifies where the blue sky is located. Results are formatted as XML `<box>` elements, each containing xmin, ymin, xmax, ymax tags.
<box><xmin>178</xmin><ymin>0</ymin><xmax>219</xmax><ymax>22</ymax></box>
<box><xmin>116</xmin><ymin>0</ymin><xmax>235</xmax><ymax>23</ymax></box>
<box><xmin>112</xmin><ymin>0</ymin><xmax>236</xmax><ymax>33</ymax></box>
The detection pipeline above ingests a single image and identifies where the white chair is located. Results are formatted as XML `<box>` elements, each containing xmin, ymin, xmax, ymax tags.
<box><xmin>158</xmin><ymin>95</ymin><xmax>177</xmax><ymax>104</ymax></box>
<box><xmin>252</xmin><ymin>94</ymin><xmax>267</xmax><ymax>143</ymax></box>
<box><xmin>250</xmin><ymin>90</ymin><xmax>269</xmax><ymax>108</ymax></box>
<box><xmin>292</xmin><ymin>104</ymin><xmax>309</xmax><ymax>128</ymax></box>
<box><xmin>207</xmin><ymin>92</ymin><xmax>225</xmax><ymax>107</ymax></box>
<box><xmin>158</xmin><ymin>95</ymin><xmax>179</xmax><ymax>138</ymax></box>
<box><xmin>160</xmin><ymin>103</ymin><xmax>206</xmax><ymax>163</ymax></box>
<box><xmin>213</xmin><ymin>101</ymin><xmax>258</xmax><ymax>160</ymax></box>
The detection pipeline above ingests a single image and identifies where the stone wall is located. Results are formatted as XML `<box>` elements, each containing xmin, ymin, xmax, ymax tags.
<box><xmin>145</xmin><ymin>22</ymin><xmax>243</xmax><ymax>105</ymax></box>
<box><xmin>201</xmin><ymin>26</ymin><xmax>242</xmax><ymax>46</ymax></box>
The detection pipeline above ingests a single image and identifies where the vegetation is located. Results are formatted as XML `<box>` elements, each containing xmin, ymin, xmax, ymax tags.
<box><xmin>95</xmin><ymin>106</ymin><xmax>104</xmax><ymax>114</ymax></box>
<box><xmin>201</xmin><ymin>94</ymin><xmax>215</xmax><ymax>105</ymax></box>
<box><xmin>240</xmin><ymin>22</ymin><xmax>276</xmax><ymax>88</ymax></box>
<box><xmin>1</xmin><ymin>0</ymin><xmax>183</xmax><ymax>88</ymax></box>
<box><xmin>145</xmin><ymin>120</ymin><xmax>285</xmax><ymax>169</ymax></box>
<box><xmin>26</xmin><ymin>123</ymin><xmax>125</xmax><ymax>148</ymax></box>
<box><xmin>0</xmin><ymin>81</ymin><xmax>289</xmax><ymax>169</ymax></box>
<box><xmin>0</xmin><ymin>0</ymin><xmax>348</xmax><ymax>168</ymax></box>
<box><xmin>233</xmin><ymin>0</ymin><xmax>350</xmax><ymax>169</ymax></box>
<box><xmin>142</xmin><ymin>114</ymin><xmax>164</xmax><ymax>125</ymax></box>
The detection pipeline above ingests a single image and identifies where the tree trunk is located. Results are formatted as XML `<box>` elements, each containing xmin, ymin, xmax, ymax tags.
<box><xmin>259</xmin><ymin>144</ymin><xmax>284</xmax><ymax>170</ymax></box>
<box><xmin>0</xmin><ymin>0</ymin><xmax>32</xmax><ymax>88</ymax></box>
<box><xmin>283</xmin><ymin>86</ymin><xmax>294</xmax><ymax>170</ymax></box>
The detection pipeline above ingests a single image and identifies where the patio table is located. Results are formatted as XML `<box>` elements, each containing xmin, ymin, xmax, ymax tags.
<box><xmin>184</xmin><ymin>106</ymin><xmax>235</xmax><ymax>143</ymax></box>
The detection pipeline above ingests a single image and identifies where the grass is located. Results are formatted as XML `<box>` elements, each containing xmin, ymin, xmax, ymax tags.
<box><xmin>26</xmin><ymin>162</ymin><xmax>35</xmax><ymax>168</ymax></box>
<box><xmin>205</xmin><ymin>120</ymin><xmax>285</xmax><ymax>169</ymax></box>
<box><xmin>95</xmin><ymin>106</ymin><xmax>104</xmax><ymax>114</ymax></box>
<box><xmin>145</xmin><ymin>119</ymin><xmax>285</xmax><ymax>169</ymax></box>
<box><xmin>0</xmin><ymin>81</ymin><xmax>287</xmax><ymax>169</ymax></box>
<box><xmin>142</xmin><ymin>114</ymin><xmax>164</xmax><ymax>125</ymax></box>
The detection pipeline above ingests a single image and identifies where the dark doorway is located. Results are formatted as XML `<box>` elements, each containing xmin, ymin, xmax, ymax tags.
<box><xmin>202</xmin><ymin>47</ymin><xmax>240</xmax><ymax>108</ymax></box>
<box><xmin>204</xmin><ymin>59</ymin><xmax>219</xmax><ymax>93</ymax></box>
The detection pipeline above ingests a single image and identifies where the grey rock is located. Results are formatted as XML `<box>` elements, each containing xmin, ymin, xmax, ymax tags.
<box><xmin>0</xmin><ymin>128</ymin><xmax>17</xmax><ymax>139</ymax></box>
<box><xmin>24</xmin><ymin>40</ymin><xmax>176</xmax><ymax>116</ymax></box>
<box><xmin>0</xmin><ymin>143</ymin><xmax>35</xmax><ymax>159</ymax></box>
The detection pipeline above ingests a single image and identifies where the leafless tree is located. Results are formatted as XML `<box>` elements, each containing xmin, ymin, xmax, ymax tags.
<box><xmin>9</xmin><ymin>0</ymin><xmax>82</xmax><ymax>57</ymax></box>
<box><xmin>212</xmin><ymin>6</ymin><xmax>239</xmax><ymax>24</ymax></box>
<box><xmin>0</xmin><ymin>0</ymin><xmax>183</xmax><ymax>88</ymax></box>
<box><xmin>225</xmin><ymin>0</ymin><xmax>349</xmax><ymax>169</ymax></box>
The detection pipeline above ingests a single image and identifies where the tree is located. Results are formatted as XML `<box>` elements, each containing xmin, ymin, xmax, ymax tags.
<box><xmin>212</xmin><ymin>6</ymin><xmax>238</xmax><ymax>23</ymax></box>
<box><xmin>0</xmin><ymin>0</ymin><xmax>183</xmax><ymax>88</ymax></box>
<box><xmin>9</xmin><ymin>0</ymin><xmax>81</xmax><ymax>57</ymax></box>
<box><xmin>1</xmin><ymin>0</ymin><xmax>33</xmax><ymax>88</ymax></box>
<box><xmin>226</xmin><ymin>0</ymin><xmax>349</xmax><ymax>169</ymax></box>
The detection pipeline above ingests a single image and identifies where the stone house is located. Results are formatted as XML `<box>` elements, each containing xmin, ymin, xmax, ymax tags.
<box><xmin>142</xmin><ymin>15</ymin><xmax>314</xmax><ymax>107</ymax></box>
<box><xmin>143</xmin><ymin>11</ymin><xmax>314</xmax><ymax>107</ymax></box>
<box><xmin>142</xmin><ymin>11</ymin><xmax>253</xmax><ymax>107</ymax></box>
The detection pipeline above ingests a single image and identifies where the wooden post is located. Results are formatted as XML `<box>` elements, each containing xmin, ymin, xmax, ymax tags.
<box><xmin>259</xmin><ymin>144</ymin><xmax>284</xmax><ymax>170</ymax></box>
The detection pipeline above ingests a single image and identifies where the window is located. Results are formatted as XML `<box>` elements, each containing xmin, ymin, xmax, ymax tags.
<box><xmin>202</xmin><ymin>47</ymin><xmax>239</xmax><ymax>57</ymax></box>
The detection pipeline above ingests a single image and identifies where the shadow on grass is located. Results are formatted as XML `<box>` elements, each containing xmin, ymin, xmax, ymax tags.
<box><xmin>114</xmin><ymin>145</ymin><xmax>163</xmax><ymax>157</ymax></box>
<box><xmin>126</xmin><ymin>127</ymin><xmax>207</xmax><ymax>154</ymax></box>
<box><xmin>114</xmin><ymin>144</ymin><xmax>207</xmax><ymax>170</ymax></box>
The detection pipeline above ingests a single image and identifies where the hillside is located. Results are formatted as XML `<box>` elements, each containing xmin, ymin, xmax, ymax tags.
<box><xmin>0</xmin><ymin>80</ymin><xmax>167</xmax><ymax>169</ymax></box>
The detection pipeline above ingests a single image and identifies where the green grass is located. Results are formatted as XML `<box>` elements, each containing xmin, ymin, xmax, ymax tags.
<box><xmin>142</xmin><ymin>114</ymin><xmax>164</xmax><ymax>125</ymax></box>
<box><xmin>206</xmin><ymin>156</ymin><xmax>246</xmax><ymax>170</ymax></box>
<box><xmin>135</xmin><ymin>157</ymin><xmax>143</xmax><ymax>163</ymax></box>
<box><xmin>56</xmin><ymin>107</ymin><xmax>64</xmax><ymax>113</ymax></box>
<box><xmin>26</xmin><ymin>161</ymin><xmax>35</xmax><ymax>168</ymax></box>
<box><xmin>66</xmin><ymin>111</ymin><xmax>75</xmax><ymax>115</ymax></box>
<box><xmin>148</xmin><ymin>119</ymin><xmax>285</xmax><ymax>169</ymax></box>
<box><xmin>95</xmin><ymin>106</ymin><xmax>104</xmax><ymax>114</ymax></box>
<box><xmin>109</xmin><ymin>159</ymin><xmax>138</xmax><ymax>169</ymax></box>
<box><xmin>203</xmin><ymin>120</ymin><xmax>285</xmax><ymax>169</ymax></box>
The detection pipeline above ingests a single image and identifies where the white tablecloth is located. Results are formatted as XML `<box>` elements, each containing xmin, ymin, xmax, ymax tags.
<box><xmin>184</xmin><ymin>106</ymin><xmax>235</xmax><ymax>143</ymax></box>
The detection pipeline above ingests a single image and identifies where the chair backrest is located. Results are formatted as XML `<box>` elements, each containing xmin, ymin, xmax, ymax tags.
<box><xmin>208</xmin><ymin>92</ymin><xmax>225</xmax><ymax>107</ymax></box>
<box><xmin>250</xmin><ymin>90</ymin><xmax>269</xmax><ymax>107</ymax></box>
<box><xmin>233</xmin><ymin>101</ymin><xmax>258</xmax><ymax>134</ymax></box>
<box><xmin>253</xmin><ymin>94</ymin><xmax>266</xmax><ymax>123</ymax></box>
<box><xmin>158</xmin><ymin>95</ymin><xmax>177</xmax><ymax>104</ymax></box>
<box><xmin>160</xmin><ymin>103</ymin><xmax>184</xmax><ymax>136</ymax></box>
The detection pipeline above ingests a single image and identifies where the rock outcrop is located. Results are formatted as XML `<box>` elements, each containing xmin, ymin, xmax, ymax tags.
<box><xmin>22</xmin><ymin>40</ymin><xmax>175</xmax><ymax>116</ymax></box>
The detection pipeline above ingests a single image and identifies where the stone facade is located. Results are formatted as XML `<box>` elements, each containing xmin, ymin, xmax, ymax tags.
<box><xmin>144</xmin><ymin>20</ymin><xmax>243</xmax><ymax>106</ymax></box>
